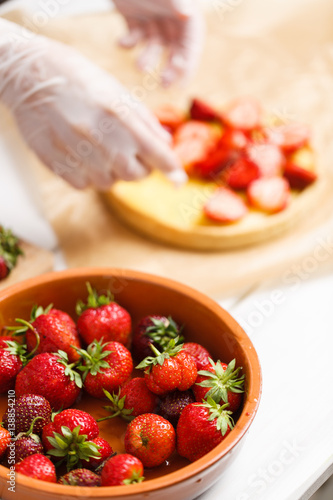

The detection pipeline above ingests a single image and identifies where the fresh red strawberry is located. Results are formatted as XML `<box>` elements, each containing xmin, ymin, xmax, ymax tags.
<box><xmin>219</xmin><ymin>127</ymin><xmax>250</xmax><ymax>150</ymax></box>
<box><xmin>13</xmin><ymin>304</ymin><xmax>82</xmax><ymax>363</ymax></box>
<box><xmin>2</xmin><ymin>394</ymin><xmax>52</xmax><ymax>435</ymax></box>
<box><xmin>15</xmin><ymin>453</ymin><xmax>57</xmax><ymax>482</ymax></box>
<box><xmin>203</xmin><ymin>187</ymin><xmax>249</xmax><ymax>223</ymax></box>
<box><xmin>283</xmin><ymin>162</ymin><xmax>317</xmax><ymax>189</ymax></box>
<box><xmin>158</xmin><ymin>389</ymin><xmax>195</xmax><ymax>427</ymax></box>
<box><xmin>98</xmin><ymin>377</ymin><xmax>159</xmax><ymax>422</ymax></box>
<box><xmin>182</xmin><ymin>342</ymin><xmax>212</xmax><ymax>371</ymax></box>
<box><xmin>131</xmin><ymin>315</ymin><xmax>183</xmax><ymax>362</ymax></box>
<box><xmin>101</xmin><ymin>453</ymin><xmax>144</xmax><ymax>486</ymax></box>
<box><xmin>173</xmin><ymin>121</ymin><xmax>219</xmax><ymax>168</ymax></box>
<box><xmin>224</xmin><ymin>156</ymin><xmax>260</xmax><ymax>190</ymax></box>
<box><xmin>76</xmin><ymin>283</ymin><xmax>131</xmax><ymax>346</ymax></box>
<box><xmin>247</xmin><ymin>143</ymin><xmax>285</xmax><ymax>177</ymax></box>
<box><xmin>189</xmin><ymin>98</ymin><xmax>222</xmax><ymax>122</ymax></box>
<box><xmin>47</xmin><ymin>427</ymin><xmax>101</xmax><ymax>471</ymax></box>
<box><xmin>9</xmin><ymin>419</ymin><xmax>44</xmax><ymax>464</ymax></box>
<box><xmin>265</xmin><ymin>123</ymin><xmax>310</xmax><ymax>153</ymax></box>
<box><xmin>177</xmin><ymin>398</ymin><xmax>234</xmax><ymax>462</ymax></box>
<box><xmin>137</xmin><ymin>338</ymin><xmax>197</xmax><ymax>396</ymax></box>
<box><xmin>81</xmin><ymin>437</ymin><xmax>113</xmax><ymax>469</ymax></box>
<box><xmin>58</xmin><ymin>468</ymin><xmax>101</xmax><ymax>486</ymax></box>
<box><xmin>77</xmin><ymin>339</ymin><xmax>133</xmax><ymax>399</ymax></box>
<box><xmin>15</xmin><ymin>351</ymin><xmax>82</xmax><ymax>410</ymax></box>
<box><xmin>46</xmin><ymin>409</ymin><xmax>101</xmax><ymax>470</ymax></box>
<box><xmin>0</xmin><ymin>256</ymin><xmax>8</xmax><ymax>280</ymax></box>
<box><xmin>191</xmin><ymin>147</ymin><xmax>237</xmax><ymax>179</ymax></box>
<box><xmin>0</xmin><ymin>427</ymin><xmax>11</xmax><ymax>460</ymax></box>
<box><xmin>193</xmin><ymin>359</ymin><xmax>244</xmax><ymax>412</ymax></box>
<box><xmin>53</xmin><ymin>409</ymin><xmax>99</xmax><ymax>440</ymax></box>
<box><xmin>0</xmin><ymin>226</ymin><xmax>23</xmax><ymax>280</ymax></box>
<box><xmin>223</xmin><ymin>97</ymin><xmax>262</xmax><ymax>131</ymax></box>
<box><xmin>247</xmin><ymin>176</ymin><xmax>291</xmax><ymax>213</ymax></box>
<box><xmin>11</xmin><ymin>435</ymin><xmax>43</xmax><ymax>464</ymax></box>
<box><xmin>0</xmin><ymin>336</ymin><xmax>16</xmax><ymax>349</ymax></box>
<box><xmin>0</xmin><ymin>342</ymin><xmax>23</xmax><ymax>393</ymax></box>
<box><xmin>154</xmin><ymin>104</ymin><xmax>185</xmax><ymax>132</ymax></box>
<box><xmin>124</xmin><ymin>413</ymin><xmax>176</xmax><ymax>468</ymax></box>
<box><xmin>41</xmin><ymin>422</ymin><xmax>56</xmax><ymax>452</ymax></box>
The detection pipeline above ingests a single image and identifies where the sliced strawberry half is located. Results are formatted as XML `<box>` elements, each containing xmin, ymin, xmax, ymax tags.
<box><xmin>283</xmin><ymin>162</ymin><xmax>317</xmax><ymax>190</ymax></box>
<box><xmin>154</xmin><ymin>105</ymin><xmax>185</xmax><ymax>133</ymax></box>
<box><xmin>247</xmin><ymin>143</ymin><xmax>285</xmax><ymax>177</ymax></box>
<box><xmin>247</xmin><ymin>177</ymin><xmax>291</xmax><ymax>213</ymax></box>
<box><xmin>204</xmin><ymin>187</ymin><xmax>249</xmax><ymax>223</ymax></box>
<box><xmin>224</xmin><ymin>157</ymin><xmax>260</xmax><ymax>190</ymax></box>
<box><xmin>265</xmin><ymin>123</ymin><xmax>310</xmax><ymax>153</ymax></box>
<box><xmin>219</xmin><ymin>127</ymin><xmax>250</xmax><ymax>150</ymax></box>
<box><xmin>223</xmin><ymin>97</ymin><xmax>262</xmax><ymax>131</ymax></box>
<box><xmin>191</xmin><ymin>147</ymin><xmax>238</xmax><ymax>180</ymax></box>
<box><xmin>173</xmin><ymin>121</ymin><xmax>219</xmax><ymax>168</ymax></box>
<box><xmin>189</xmin><ymin>98</ymin><xmax>222</xmax><ymax>122</ymax></box>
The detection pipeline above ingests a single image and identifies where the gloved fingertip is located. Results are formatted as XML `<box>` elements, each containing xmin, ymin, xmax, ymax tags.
<box><xmin>171</xmin><ymin>0</ymin><xmax>192</xmax><ymax>18</ymax></box>
<box><xmin>118</xmin><ymin>35</ymin><xmax>136</xmax><ymax>49</ymax></box>
<box><xmin>67</xmin><ymin>177</ymin><xmax>90</xmax><ymax>190</ymax></box>
<box><xmin>118</xmin><ymin>29</ymin><xmax>142</xmax><ymax>49</ymax></box>
<box><xmin>161</xmin><ymin>128</ymin><xmax>173</xmax><ymax>143</ymax></box>
<box><xmin>165</xmin><ymin>169</ymin><xmax>188</xmax><ymax>187</ymax></box>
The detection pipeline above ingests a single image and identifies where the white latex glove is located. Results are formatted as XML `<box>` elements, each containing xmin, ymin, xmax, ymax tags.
<box><xmin>0</xmin><ymin>19</ymin><xmax>185</xmax><ymax>190</ymax></box>
<box><xmin>113</xmin><ymin>0</ymin><xmax>204</xmax><ymax>86</ymax></box>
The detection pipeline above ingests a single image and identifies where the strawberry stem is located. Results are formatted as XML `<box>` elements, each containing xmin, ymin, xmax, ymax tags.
<box><xmin>74</xmin><ymin>340</ymin><xmax>112</xmax><ymax>380</ymax></box>
<box><xmin>76</xmin><ymin>282</ymin><xmax>114</xmax><ymax>315</ymax></box>
<box><xmin>25</xmin><ymin>417</ymin><xmax>43</xmax><ymax>437</ymax></box>
<box><xmin>97</xmin><ymin>389</ymin><xmax>134</xmax><ymax>422</ymax></box>
<box><xmin>135</xmin><ymin>336</ymin><xmax>183</xmax><ymax>370</ymax></box>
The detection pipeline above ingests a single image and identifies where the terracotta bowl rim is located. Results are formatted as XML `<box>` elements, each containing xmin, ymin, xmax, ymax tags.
<box><xmin>0</xmin><ymin>267</ymin><xmax>262</xmax><ymax>497</ymax></box>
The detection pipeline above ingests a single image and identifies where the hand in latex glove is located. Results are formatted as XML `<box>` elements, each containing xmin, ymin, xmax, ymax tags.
<box><xmin>0</xmin><ymin>20</ymin><xmax>185</xmax><ymax>190</ymax></box>
<box><xmin>113</xmin><ymin>0</ymin><xmax>204</xmax><ymax>86</ymax></box>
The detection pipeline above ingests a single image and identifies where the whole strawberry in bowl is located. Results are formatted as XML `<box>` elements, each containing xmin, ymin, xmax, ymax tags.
<box><xmin>76</xmin><ymin>282</ymin><xmax>131</xmax><ymax>346</ymax></box>
<box><xmin>76</xmin><ymin>339</ymin><xmax>133</xmax><ymax>399</ymax></box>
<box><xmin>8</xmin><ymin>304</ymin><xmax>82</xmax><ymax>363</ymax></box>
<box><xmin>193</xmin><ymin>358</ymin><xmax>245</xmax><ymax>412</ymax></box>
<box><xmin>124</xmin><ymin>413</ymin><xmax>176</xmax><ymax>468</ymax></box>
<box><xmin>131</xmin><ymin>315</ymin><xmax>183</xmax><ymax>362</ymax></box>
<box><xmin>0</xmin><ymin>268</ymin><xmax>261</xmax><ymax>500</ymax></box>
<box><xmin>14</xmin><ymin>351</ymin><xmax>82</xmax><ymax>410</ymax></box>
<box><xmin>136</xmin><ymin>338</ymin><xmax>197</xmax><ymax>396</ymax></box>
<box><xmin>2</xmin><ymin>394</ymin><xmax>52</xmax><ymax>435</ymax></box>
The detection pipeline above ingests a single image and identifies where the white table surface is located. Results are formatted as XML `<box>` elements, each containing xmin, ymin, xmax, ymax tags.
<box><xmin>1</xmin><ymin>2</ymin><xmax>333</xmax><ymax>499</ymax></box>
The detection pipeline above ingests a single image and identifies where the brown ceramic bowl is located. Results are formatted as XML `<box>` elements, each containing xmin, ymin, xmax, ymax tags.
<box><xmin>0</xmin><ymin>268</ymin><xmax>261</xmax><ymax>500</ymax></box>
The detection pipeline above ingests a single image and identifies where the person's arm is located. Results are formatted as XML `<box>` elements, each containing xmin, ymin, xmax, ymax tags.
<box><xmin>0</xmin><ymin>18</ymin><xmax>185</xmax><ymax>189</ymax></box>
<box><xmin>113</xmin><ymin>0</ymin><xmax>204</xmax><ymax>87</ymax></box>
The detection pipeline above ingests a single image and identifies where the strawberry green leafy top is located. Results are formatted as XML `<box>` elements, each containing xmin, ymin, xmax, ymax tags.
<box><xmin>0</xmin><ymin>226</ymin><xmax>23</xmax><ymax>271</ymax></box>
<box><xmin>76</xmin><ymin>282</ymin><xmax>113</xmax><ymax>315</ymax></box>
<box><xmin>145</xmin><ymin>316</ymin><xmax>184</xmax><ymax>349</ymax></box>
<box><xmin>198</xmin><ymin>396</ymin><xmax>235</xmax><ymax>436</ymax></box>
<box><xmin>136</xmin><ymin>337</ymin><xmax>183</xmax><ymax>371</ymax></box>
<box><xmin>196</xmin><ymin>358</ymin><xmax>245</xmax><ymax>404</ymax></box>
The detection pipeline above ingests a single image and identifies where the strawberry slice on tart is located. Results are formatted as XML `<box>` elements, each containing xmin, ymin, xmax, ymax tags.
<box><xmin>203</xmin><ymin>187</ymin><xmax>249</xmax><ymax>223</ymax></box>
